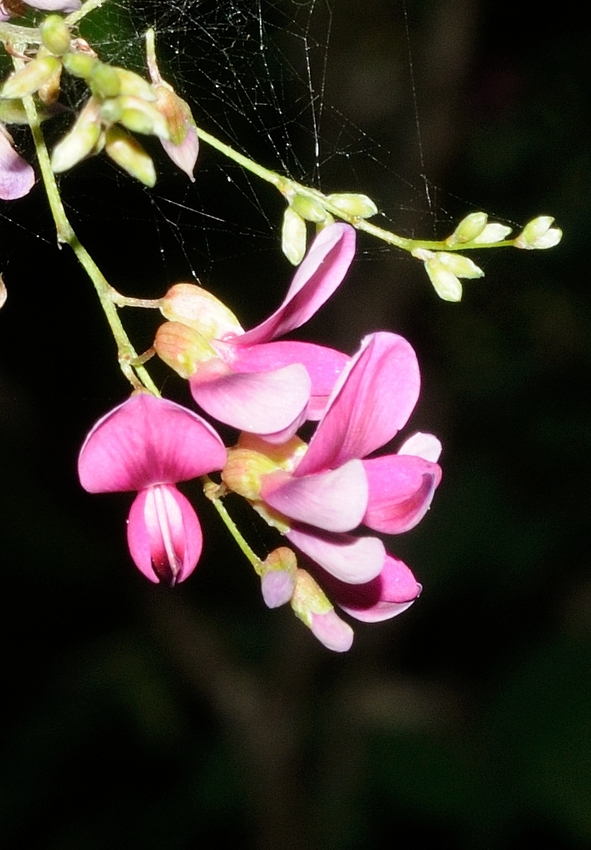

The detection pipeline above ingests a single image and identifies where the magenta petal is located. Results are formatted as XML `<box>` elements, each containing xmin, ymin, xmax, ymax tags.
<box><xmin>362</xmin><ymin>454</ymin><xmax>442</xmax><ymax>534</ymax></box>
<box><xmin>127</xmin><ymin>484</ymin><xmax>203</xmax><ymax>585</ymax></box>
<box><xmin>321</xmin><ymin>554</ymin><xmax>421</xmax><ymax>622</ymax></box>
<box><xmin>296</xmin><ymin>332</ymin><xmax>420</xmax><ymax>475</ymax></box>
<box><xmin>78</xmin><ymin>394</ymin><xmax>226</xmax><ymax>493</ymax></box>
<box><xmin>190</xmin><ymin>363</ymin><xmax>310</xmax><ymax>435</ymax></box>
<box><xmin>238</xmin><ymin>223</ymin><xmax>356</xmax><ymax>345</ymax></box>
<box><xmin>0</xmin><ymin>129</ymin><xmax>35</xmax><ymax>201</ymax></box>
<box><xmin>287</xmin><ymin>528</ymin><xmax>385</xmax><ymax>584</ymax></box>
<box><xmin>262</xmin><ymin>460</ymin><xmax>368</xmax><ymax>532</ymax></box>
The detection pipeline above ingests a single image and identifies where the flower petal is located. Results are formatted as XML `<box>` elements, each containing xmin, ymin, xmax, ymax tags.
<box><xmin>398</xmin><ymin>431</ymin><xmax>442</xmax><ymax>462</ymax></box>
<box><xmin>237</xmin><ymin>223</ymin><xmax>355</xmax><ymax>344</ymax></box>
<box><xmin>362</xmin><ymin>454</ymin><xmax>442</xmax><ymax>534</ymax></box>
<box><xmin>78</xmin><ymin>393</ymin><xmax>226</xmax><ymax>493</ymax></box>
<box><xmin>319</xmin><ymin>554</ymin><xmax>421</xmax><ymax>622</ymax></box>
<box><xmin>262</xmin><ymin>459</ymin><xmax>368</xmax><ymax>532</ymax></box>
<box><xmin>0</xmin><ymin>127</ymin><xmax>35</xmax><ymax>200</ymax></box>
<box><xmin>296</xmin><ymin>332</ymin><xmax>420</xmax><ymax>475</ymax></box>
<box><xmin>310</xmin><ymin>609</ymin><xmax>354</xmax><ymax>651</ymax></box>
<box><xmin>127</xmin><ymin>484</ymin><xmax>202</xmax><ymax>585</ymax></box>
<box><xmin>190</xmin><ymin>363</ymin><xmax>311</xmax><ymax>435</ymax></box>
<box><xmin>287</xmin><ymin>527</ymin><xmax>385</xmax><ymax>584</ymax></box>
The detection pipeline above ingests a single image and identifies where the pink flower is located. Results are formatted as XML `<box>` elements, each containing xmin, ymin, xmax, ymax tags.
<box><xmin>0</xmin><ymin>0</ymin><xmax>80</xmax><ymax>18</ymax></box>
<box><xmin>78</xmin><ymin>393</ymin><xmax>227</xmax><ymax>585</ymax></box>
<box><xmin>155</xmin><ymin>223</ymin><xmax>355</xmax><ymax>440</ymax></box>
<box><xmin>223</xmin><ymin>331</ymin><xmax>441</xmax><ymax>620</ymax></box>
<box><xmin>0</xmin><ymin>125</ymin><xmax>34</xmax><ymax>200</ymax></box>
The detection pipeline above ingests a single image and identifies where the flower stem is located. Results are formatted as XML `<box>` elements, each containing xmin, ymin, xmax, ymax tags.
<box><xmin>21</xmin><ymin>79</ymin><xmax>158</xmax><ymax>394</ymax></box>
<box><xmin>203</xmin><ymin>478</ymin><xmax>265</xmax><ymax>577</ymax></box>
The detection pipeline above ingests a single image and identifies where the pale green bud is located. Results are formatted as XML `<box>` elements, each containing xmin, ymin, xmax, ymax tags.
<box><xmin>118</xmin><ymin>96</ymin><xmax>170</xmax><ymax>139</ymax></box>
<box><xmin>436</xmin><ymin>252</ymin><xmax>484</xmax><ymax>279</ymax></box>
<box><xmin>114</xmin><ymin>68</ymin><xmax>156</xmax><ymax>102</ymax></box>
<box><xmin>40</xmin><ymin>15</ymin><xmax>71</xmax><ymax>57</ymax></box>
<box><xmin>282</xmin><ymin>206</ymin><xmax>307</xmax><ymax>266</ymax></box>
<box><xmin>446</xmin><ymin>211</ymin><xmax>488</xmax><ymax>245</ymax></box>
<box><xmin>104</xmin><ymin>126</ymin><xmax>156</xmax><ymax>187</ymax></box>
<box><xmin>89</xmin><ymin>62</ymin><xmax>121</xmax><ymax>99</ymax></box>
<box><xmin>412</xmin><ymin>248</ymin><xmax>466</xmax><ymax>302</ymax></box>
<box><xmin>514</xmin><ymin>216</ymin><xmax>562</xmax><ymax>250</ymax></box>
<box><xmin>51</xmin><ymin>112</ymin><xmax>102</xmax><ymax>172</ymax></box>
<box><xmin>326</xmin><ymin>192</ymin><xmax>378</xmax><ymax>218</ymax></box>
<box><xmin>62</xmin><ymin>52</ymin><xmax>98</xmax><ymax>80</ymax></box>
<box><xmin>290</xmin><ymin>194</ymin><xmax>327</xmax><ymax>223</ymax></box>
<box><xmin>1</xmin><ymin>56</ymin><xmax>61</xmax><ymax>100</ymax></box>
<box><xmin>472</xmin><ymin>222</ymin><xmax>513</xmax><ymax>244</ymax></box>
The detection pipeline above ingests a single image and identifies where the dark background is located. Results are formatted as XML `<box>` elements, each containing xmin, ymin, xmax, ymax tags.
<box><xmin>1</xmin><ymin>1</ymin><xmax>589</xmax><ymax>847</ymax></box>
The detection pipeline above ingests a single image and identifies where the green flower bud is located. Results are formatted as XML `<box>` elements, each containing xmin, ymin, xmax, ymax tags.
<box><xmin>104</xmin><ymin>126</ymin><xmax>156</xmax><ymax>187</ymax></box>
<box><xmin>326</xmin><ymin>192</ymin><xmax>378</xmax><ymax>218</ymax></box>
<box><xmin>51</xmin><ymin>113</ymin><xmax>102</xmax><ymax>172</ymax></box>
<box><xmin>446</xmin><ymin>211</ymin><xmax>488</xmax><ymax>245</ymax></box>
<box><xmin>514</xmin><ymin>216</ymin><xmax>562</xmax><ymax>250</ymax></box>
<box><xmin>436</xmin><ymin>252</ymin><xmax>484</xmax><ymax>279</ymax></box>
<box><xmin>114</xmin><ymin>68</ymin><xmax>156</xmax><ymax>102</ymax></box>
<box><xmin>1</xmin><ymin>56</ymin><xmax>61</xmax><ymax>100</ymax></box>
<box><xmin>40</xmin><ymin>15</ymin><xmax>71</xmax><ymax>57</ymax></box>
<box><xmin>281</xmin><ymin>206</ymin><xmax>307</xmax><ymax>265</ymax></box>
<box><xmin>89</xmin><ymin>62</ymin><xmax>121</xmax><ymax>99</ymax></box>
<box><xmin>472</xmin><ymin>222</ymin><xmax>513</xmax><ymax>244</ymax></box>
<box><xmin>412</xmin><ymin>248</ymin><xmax>481</xmax><ymax>302</ymax></box>
<box><xmin>118</xmin><ymin>96</ymin><xmax>170</xmax><ymax>139</ymax></box>
<box><xmin>290</xmin><ymin>194</ymin><xmax>327</xmax><ymax>223</ymax></box>
<box><xmin>62</xmin><ymin>52</ymin><xmax>98</xmax><ymax>80</ymax></box>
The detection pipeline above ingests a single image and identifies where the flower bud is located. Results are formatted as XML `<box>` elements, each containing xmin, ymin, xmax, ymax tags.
<box><xmin>159</xmin><ymin>283</ymin><xmax>243</xmax><ymax>338</ymax></box>
<box><xmin>514</xmin><ymin>216</ymin><xmax>562</xmax><ymax>250</ymax></box>
<box><xmin>40</xmin><ymin>15</ymin><xmax>71</xmax><ymax>57</ymax></box>
<box><xmin>104</xmin><ymin>126</ymin><xmax>156</xmax><ymax>187</ymax></box>
<box><xmin>260</xmin><ymin>547</ymin><xmax>297</xmax><ymax>608</ymax></box>
<box><xmin>89</xmin><ymin>62</ymin><xmax>121</xmax><ymax>99</ymax></box>
<box><xmin>62</xmin><ymin>52</ymin><xmax>98</xmax><ymax>80</ymax></box>
<box><xmin>154</xmin><ymin>85</ymin><xmax>199</xmax><ymax>179</ymax></box>
<box><xmin>37</xmin><ymin>59</ymin><xmax>62</xmax><ymax>105</ymax></box>
<box><xmin>1</xmin><ymin>56</ymin><xmax>61</xmax><ymax>100</ymax></box>
<box><xmin>435</xmin><ymin>252</ymin><xmax>484</xmax><ymax>279</ymax></box>
<box><xmin>154</xmin><ymin>320</ymin><xmax>216</xmax><ymax>378</ymax></box>
<box><xmin>51</xmin><ymin>103</ymin><xmax>102</xmax><ymax>172</ymax></box>
<box><xmin>472</xmin><ymin>222</ymin><xmax>513</xmax><ymax>244</ymax></box>
<box><xmin>114</xmin><ymin>68</ymin><xmax>156</xmax><ymax>101</ymax></box>
<box><xmin>326</xmin><ymin>192</ymin><xmax>378</xmax><ymax>218</ymax></box>
<box><xmin>290</xmin><ymin>569</ymin><xmax>354</xmax><ymax>652</ymax></box>
<box><xmin>446</xmin><ymin>211</ymin><xmax>488</xmax><ymax>245</ymax></box>
<box><xmin>412</xmin><ymin>248</ymin><xmax>483</xmax><ymax>302</ymax></box>
<box><xmin>281</xmin><ymin>206</ymin><xmax>307</xmax><ymax>265</ymax></box>
<box><xmin>118</xmin><ymin>96</ymin><xmax>170</xmax><ymax>139</ymax></box>
<box><xmin>290</xmin><ymin>194</ymin><xmax>327</xmax><ymax>223</ymax></box>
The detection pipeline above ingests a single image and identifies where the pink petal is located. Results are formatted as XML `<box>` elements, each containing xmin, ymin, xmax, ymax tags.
<box><xmin>237</xmin><ymin>223</ymin><xmax>356</xmax><ymax>345</ymax></box>
<box><xmin>190</xmin><ymin>363</ymin><xmax>310</xmax><ymax>435</ymax></box>
<box><xmin>320</xmin><ymin>555</ymin><xmax>421</xmax><ymax>622</ymax></box>
<box><xmin>160</xmin><ymin>123</ymin><xmax>198</xmax><ymax>180</ymax></box>
<box><xmin>261</xmin><ymin>459</ymin><xmax>368</xmax><ymax>532</ymax></box>
<box><xmin>261</xmin><ymin>570</ymin><xmax>295</xmax><ymax>608</ymax></box>
<box><xmin>23</xmin><ymin>0</ymin><xmax>81</xmax><ymax>9</ymax></box>
<box><xmin>362</xmin><ymin>454</ymin><xmax>442</xmax><ymax>534</ymax></box>
<box><xmin>78</xmin><ymin>393</ymin><xmax>226</xmax><ymax>493</ymax></box>
<box><xmin>0</xmin><ymin>128</ymin><xmax>35</xmax><ymax>200</ymax></box>
<box><xmin>287</xmin><ymin>527</ymin><xmax>385</xmax><ymax>584</ymax></box>
<box><xmin>228</xmin><ymin>340</ymin><xmax>349</xmax><ymax>420</ymax></box>
<box><xmin>295</xmin><ymin>332</ymin><xmax>420</xmax><ymax>475</ymax></box>
<box><xmin>310</xmin><ymin>609</ymin><xmax>354</xmax><ymax>651</ymax></box>
<box><xmin>127</xmin><ymin>484</ymin><xmax>202</xmax><ymax>585</ymax></box>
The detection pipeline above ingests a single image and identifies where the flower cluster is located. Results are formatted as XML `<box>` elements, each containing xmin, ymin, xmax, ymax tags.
<box><xmin>78</xmin><ymin>223</ymin><xmax>442</xmax><ymax>651</ymax></box>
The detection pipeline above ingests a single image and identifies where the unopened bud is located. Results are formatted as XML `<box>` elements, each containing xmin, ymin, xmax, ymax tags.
<box><xmin>290</xmin><ymin>569</ymin><xmax>354</xmax><ymax>652</ymax></box>
<box><xmin>104</xmin><ymin>126</ymin><xmax>156</xmax><ymax>187</ymax></box>
<box><xmin>118</xmin><ymin>96</ymin><xmax>170</xmax><ymax>139</ymax></box>
<box><xmin>1</xmin><ymin>56</ymin><xmax>61</xmax><ymax>100</ymax></box>
<box><xmin>40</xmin><ymin>15</ymin><xmax>71</xmax><ymax>56</ymax></box>
<box><xmin>260</xmin><ymin>547</ymin><xmax>297</xmax><ymax>608</ymax></box>
<box><xmin>326</xmin><ymin>192</ymin><xmax>378</xmax><ymax>218</ymax></box>
<box><xmin>89</xmin><ymin>62</ymin><xmax>121</xmax><ymax>99</ymax></box>
<box><xmin>62</xmin><ymin>52</ymin><xmax>98</xmax><ymax>80</ymax></box>
<box><xmin>435</xmin><ymin>252</ymin><xmax>484</xmax><ymax>279</ymax></box>
<box><xmin>514</xmin><ymin>215</ymin><xmax>562</xmax><ymax>250</ymax></box>
<box><xmin>154</xmin><ymin>86</ymin><xmax>199</xmax><ymax>179</ymax></box>
<box><xmin>159</xmin><ymin>283</ymin><xmax>243</xmax><ymax>338</ymax></box>
<box><xmin>37</xmin><ymin>60</ymin><xmax>62</xmax><ymax>105</ymax></box>
<box><xmin>114</xmin><ymin>68</ymin><xmax>156</xmax><ymax>101</ymax></box>
<box><xmin>472</xmin><ymin>222</ymin><xmax>513</xmax><ymax>244</ymax></box>
<box><xmin>154</xmin><ymin>320</ymin><xmax>216</xmax><ymax>378</ymax></box>
<box><xmin>290</xmin><ymin>194</ymin><xmax>327</xmax><ymax>223</ymax></box>
<box><xmin>51</xmin><ymin>99</ymin><xmax>102</xmax><ymax>172</ymax></box>
<box><xmin>281</xmin><ymin>206</ymin><xmax>307</xmax><ymax>265</ymax></box>
<box><xmin>446</xmin><ymin>211</ymin><xmax>488</xmax><ymax>245</ymax></box>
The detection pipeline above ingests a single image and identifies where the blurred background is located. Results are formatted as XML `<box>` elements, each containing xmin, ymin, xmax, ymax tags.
<box><xmin>1</xmin><ymin>1</ymin><xmax>589</xmax><ymax>847</ymax></box>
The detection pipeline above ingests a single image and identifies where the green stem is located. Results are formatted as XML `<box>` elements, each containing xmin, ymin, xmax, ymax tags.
<box><xmin>66</xmin><ymin>0</ymin><xmax>110</xmax><ymax>28</ymax></box>
<box><xmin>203</xmin><ymin>479</ymin><xmax>265</xmax><ymax>576</ymax></box>
<box><xmin>21</xmin><ymin>81</ymin><xmax>158</xmax><ymax>394</ymax></box>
